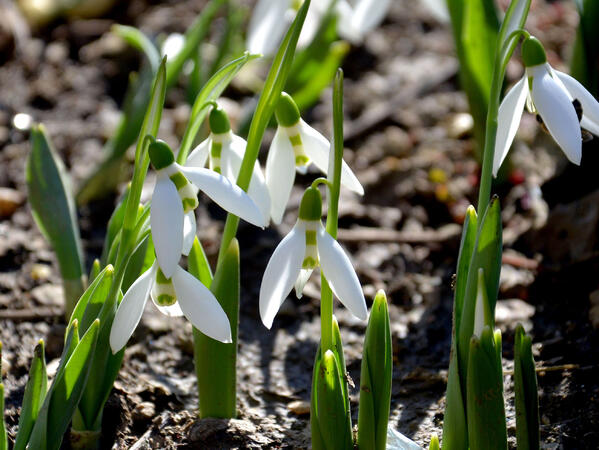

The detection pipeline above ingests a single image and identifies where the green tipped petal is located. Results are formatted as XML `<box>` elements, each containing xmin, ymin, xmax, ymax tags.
<box><xmin>275</xmin><ymin>92</ymin><xmax>301</xmax><ymax>127</ymax></box>
<box><xmin>148</xmin><ymin>140</ymin><xmax>175</xmax><ymax>170</ymax></box>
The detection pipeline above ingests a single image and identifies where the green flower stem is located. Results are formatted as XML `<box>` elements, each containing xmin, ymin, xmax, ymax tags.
<box><xmin>216</xmin><ymin>0</ymin><xmax>311</xmax><ymax>266</ymax></box>
<box><xmin>320</xmin><ymin>69</ymin><xmax>344</xmax><ymax>353</ymax></box>
<box><xmin>476</xmin><ymin>28</ymin><xmax>529</xmax><ymax>216</ymax></box>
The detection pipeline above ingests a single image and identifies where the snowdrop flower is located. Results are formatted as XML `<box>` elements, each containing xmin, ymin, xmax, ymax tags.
<box><xmin>336</xmin><ymin>0</ymin><xmax>392</xmax><ymax>43</ymax></box>
<box><xmin>148</xmin><ymin>140</ymin><xmax>266</xmax><ymax>279</ymax></box>
<box><xmin>109</xmin><ymin>260</ymin><xmax>232</xmax><ymax>353</ymax></box>
<box><xmin>247</xmin><ymin>0</ymin><xmax>332</xmax><ymax>56</ymax></box>
<box><xmin>494</xmin><ymin>36</ymin><xmax>599</xmax><ymax>176</ymax></box>
<box><xmin>266</xmin><ymin>93</ymin><xmax>363</xmax><ymax>224</ymax></box>
<box><xmin>260</xmin><ymin>187</ymin><xmax>368</xmax><ymax>329</ymax></box>
<box><xmin>186</xmin><ymin>106</ymin><xmax>271</xmax><ymax>224</ymax></box>
<box><xmin>246</xmin><ymin>0</ymin><xmax>391</xmax><ymax>56</ymax></box>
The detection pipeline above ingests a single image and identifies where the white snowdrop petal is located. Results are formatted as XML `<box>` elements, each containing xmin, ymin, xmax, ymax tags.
<box><xmin>294</xmin><ymin>268</ymin><xmax>313</xmax><ymax>299</ymax></box>
<box><xmin>555</xmin><ymin>70</ymin><xmax>599</xmax><ymax>127</ymax></box>
<box><xmin>419</xmin><ymin>0</ymin><xmax>450</xmax><ymax>23</ymax></box>
<box><xmin>260</xmin><ymin>223</ymin><xmax>306</xmax><ymax>329</ymax></box>
<box><xmin>493</xmin><ymin>76</ymin><xmax>528</xmax><ymax>176</ymax></box>
<box><xmin>151</xmin><ymin>291</ymin><xmax>184</xmax><ymax>317</ymax></box>
<box><xmin>247</xmin><ymin>0</ymin><xmax>290</xmax><ymax>55</ymax></box>
<box><xmin>351</xmin><ymin>0</ymin><xmax>391</xmax><ymax>36</ymax></box>
<box><xmin>226</xmin><ymin>135</ymin><xmax>271</xmax><ymax>225</ymax></box>
<box><xmin>532</xmin><ymin>70</ymin><xmax>582</xmax><ymax>165</ymax></box>
<box><xmin>317</xmin><ymin>227</ymin><xmax>367</xmax><ymax>321</ymax></box>
<box><xmin>151</xmin><ymin>176</ymin><xmax>184</xmax><ymax>278</ymax></box>
<box><xmin>581</xmin><ymin>116</ymin><xmax>599</xmax><ymax>136</ymax></box>
<box><xmin>172</xmin><ymin>266</ymin><xmax>232</xmax><ymax>343</ymax></box>
<box><xmin>186</xmin><ymin>138</ymin><xmax>211</xmax><ymax>168</ymax></box>
<box><xmin>182</xmin><ymin>210</ymin><xmax>196</xmax><ymax>256</ymax></box>
<box><xmin>179</xmin><ymin>165</ymin><xmax>266</xmax><ymax>228</ymax></box>
<box><xmin>265</xmin><ymin>127</ymin><xmax>296</xmax><ymax>224</ymax></box>
<box><xmin>298</xmin><ymin>0</ymin><xmax>330</xmax><ymax>48</ymax></box>
<box><xmin>300</xmin><ymin>120</ymin><xmax>364</xmax><ymax>195</ymax></box>
<box><xmin>109</xmin><ymin>264</ymin><xmax>156</xmax><ymax>353</ymax></box>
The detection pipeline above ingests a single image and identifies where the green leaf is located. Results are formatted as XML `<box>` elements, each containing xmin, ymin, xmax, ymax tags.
<box><xmin>88</xmin><ymin>259</ymin><xmax>101</xmax><ymax>283</ymax></box>
<box><xmin>292</xmin><ymin>41</ymin><xmax>350</xmax><ymax>111</ymax></box>
<box><xmin>121</xmin><ymin>235</ymin><xmax>149</xmax><ymax>292</ymax></box>
<box><xmin>29</xmin><ymin>320</ymin><xmax>100</xmax><ymax>450</ymax></box>
<box><xmin>188</xmin><ymin>237</ymin><xmax>213</xmax><ymax>287</ymax></box>
<box><xmin>100</xmin><ymin>186</ymin><xmax>130</xmax><ymax>266</ymax></box>
<box><xmin>514</xmin><ymin>324</ymin><xmax>540</xmax><ymax>450</ymax></box>
<box><xmin>358</xmin><ymin>290</ymin><xmax>392</xmax><ymax>450</ymax></box>
<box><xmin>454</xmin><ymin>205</ymin><xmax>478</xmax><ymax>336</ymax></box>
<box><xmin>112</xmin><ymin>25</ymin><xmax>160</xmax><ymax>72</ymax></box>
<box><xmin>67</xmin><ymin>265</ymin><xmax>114</xmax><ymax>338</ymax></box>
<box><xmin>0</xmin><ymin>383</ymin><xmax>6</xmax><ymax>450</ymax></box>
<box><xmin>217</xmin><ymin>0</ymin><xmax>312</xmax><ymax>262</ymax></box>
<box><xmin>27</xmin><ymin>124</ymin><xmax>85</xmax><ymax>316</ymax></box>
<box><xmin>466</xmin><ymin>327</ymin><xmax>507</xmax><ymax>450</ymax></box>
<box><xmin>458</xmin><ymin>197</ymin><xmax>502</xmax><ymax>387</ymax></box>
<box><xmin>448</xmin><ymin>0</ymin><xmax>499</xmax><ymax>151</ymax></box>
<box><xmin>14</xmin><ymin>341</ymin><xmax>48</xmax><ymax>450</ymax></box>
<box><xmin>314</xmin><ymin>350</ymin><xmax>353</xmax><ymax>450</ymax></box>
<box><xmin>177</xmin><ymin>51</ymin><xmax>260</xmax><ymax>164</ymax></box>
<box><xmin>429</xmin><ymin>433</ymin><xmax>440</xmax><ymax>450</ymax></box>
<box><xmin>194</xmin><ymin>238</ymin><xmax>239</xmax><ymax>418</ymax></box>
<box><xmin>165</xmin><ymin>0</ymin><xmax>226</xmax><ymax>88</ymax></box>
<box><xmin>571</xmin><ymin>0</ymin><xmax>599</xmax><ymax>96</ymax></box>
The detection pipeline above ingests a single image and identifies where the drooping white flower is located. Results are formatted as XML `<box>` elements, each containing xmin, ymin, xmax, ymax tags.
<box><xmin>266</xmin><ymin>93</ymin><xmax>363</xmax><ymax>224</ymax></box>
<box><xmin>246</xmin><ymin>0</ymin><xmax>391</xmax><ymax>56</ymax></box>
<box><xmin>186</xmin><ymin>106</ymin><xmax>271</xmax><ymax>225</ymax></box>
<box><xmin>246</xmin><ymin>0</ymin><xmax>332</xmax><ymax>56</ymax></box>
<box><xmin>336</xmin><ymin>0</ymin><xmax>392</xmax><ymax>43</ymax></box>
<box><xmin>109</xmin><ymin>261</ymin><xmax>232</xmax><ymax>353</ymax></box>
<box><xmin>494</xmin><ymin>36</ymin><xmax>599</xmax><ymax>176</ymax></box>
<box><xmin>259</xmin><ymin>187</ymin><xmax>368</xmax><ymax>329</ymax></box>
<box><xmin>149</xmin><ymin>140</ymin><xmax>267</xmax><ymax>279</ymax></box>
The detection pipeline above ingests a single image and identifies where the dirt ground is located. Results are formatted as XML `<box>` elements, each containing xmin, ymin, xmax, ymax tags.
<box><xmin>0</xmin><ymin>0</ymin><xmax>598</xmax><ymax>448</ymax></box>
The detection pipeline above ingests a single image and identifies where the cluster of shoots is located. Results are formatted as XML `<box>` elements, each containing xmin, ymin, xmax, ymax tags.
<box><xmin>2</xmin><ymin>0</ymin><xmax>598</xmax><ymax>448</ymax></box>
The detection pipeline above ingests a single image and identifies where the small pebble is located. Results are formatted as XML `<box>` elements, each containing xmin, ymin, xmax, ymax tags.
<box><xmin>31</xmin><ymin>263</ymin><xmax>52</xmax><ymax>281</ymax></box>
<box><xmin>0</xmin><ymin>187</ymin><xmax>24</xmax><ymax>218</ymax></box>
<box><xmin>445</xmin><ymin>112</ymin><xmax>474</xmax><ymax>139</ymax></box>
<box><xmin>287</xmin><ymin>400</ymin><xmax>310</xmax><ymax>415</ymax></box>
<box><xmin>132</xmin><ymin>401</ymin><xmax>156</xmax><ymax>421</ymax></box>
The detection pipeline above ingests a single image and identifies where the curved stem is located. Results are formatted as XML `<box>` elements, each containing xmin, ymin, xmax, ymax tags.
<box><xmin>320</xmin><ymin>69</ymin><xmax>344</xmax><ymax>352</ymax></box>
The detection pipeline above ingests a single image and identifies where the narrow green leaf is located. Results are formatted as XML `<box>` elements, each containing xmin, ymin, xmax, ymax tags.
<box><xmin>358</xmin><ymin>290</ymin><xmax>392</xmax><ymax>450</ymax></box>
<box><xmin>100</xmin><ymin>185</ymin><xmax>130</xmax><ymax>266</ymax></box>
<box><xmin>194</xmin><ymin>238</ymin><xmax>239</xmax><ymax>418</ymax></box>
<box><xmin>498</xmin><ymin>0</ymin><xmax>532</xmax><ymax>50</ymax></box>
<box><xmin>112</xmin><ymin>25</ymin><xmax>160</xmax><ymax>72</ymax></box>
<box><xmin>67</xmin><ymin>265</ymin><xmax>114</xmax><ymax>338</ymax></box>
<box><xmin>165</xmin><ymin>0</ymin><xmax>226</xmax><ymax>88</ymax></box>
<box><xmin>310</xmin><ymin>349</ymin><xmax>326</xmax><ymax>450</ymax></box>
<box><xmin>466</xmin><ymin>327</ymin><xmax>507</xmax><ymax>450</ymax></box>
<box><xmin>571</xmin><ymin>0</ymin><xmax>599</xmax><ymax>96</ymax></box>
<box><xmin>514</xmin><ymin>324</ymin><xmax>540</xmax><ymax>450</ymax></box>
<box><xmin>30</xmin><ymin>320</ymin><xmax>100</xmax><ymax>450</ymax></box>
<box><xmin>188</xmin><ymin>237</ymin><xmax>213</xmax><ymax>287</ymax></box>
<box><xmin>217</xmin><ymin>0</ymin><xmax>312</xmax><ymax>262</ymax></box>
<box><xmin>121</xmin><ymin>236</ymin><xmax>149</xmax><ymax>292</ymax></box>
<box><xmin>177</xmin><ymin>51</ymin><xmax>260</xmax><ymax>163</ymax></box>
<box><xmin>458</xmin><ymin>197</ymin><xmax>502</xmax><ymax>386</ymax></box>
<box><xmin>27</xmin><ymin>124</ymin><xmax>85</xmax><ymax>316</ymax></box>
<box><xmin>315</xmin><ymin>350</ymin><xmax>353</xmax><ymax>450</ymax></box>
<box><xmin>0</xmin><ymin>383</ymin><xmax>6</xmax><ymax>450</ymax></box>
<box><xmin>88</xmin><ymin>259</ymin><xmax>101</xmax><ymax>283</ymax></box>
<box><xmin>14</xmin><ymin>341</ymin><xmax>48</xmax><ymax>450</ymax></box>
<box><xmin>292</xmin><ymin>41</ymin><xmax>350</xmax><ymax>111</ymax></box>
<box><xmin>448</xmin><ymin>0</ymin><xmax>499</xmax><ymax>151</ymax></box>
<box><xmin>454</xmin><ymin>205</ymin><xmax>478</xmax><ymax>336</ymax></box>
<box><xmin>429</xmin><ymin>433</ymin><xmax>440</xmax><ymax>450</ymax></box>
